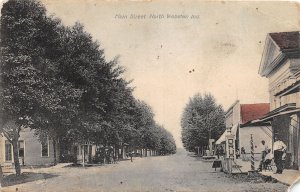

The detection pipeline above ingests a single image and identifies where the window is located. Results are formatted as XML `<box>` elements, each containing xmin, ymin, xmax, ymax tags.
<box><xmin>41</xmin><ymin>139</ymin><xmax>49</xmax><ymax>157</ymax></box>
<box><xmin>18</xmin><ymin>140</ymin><xmax>24</xmax><ymax>158</ymax></box>
<box><xmin>5</xmin><ymin>141</ymin><xmax>12</xmax><ymax>161</ymax></box>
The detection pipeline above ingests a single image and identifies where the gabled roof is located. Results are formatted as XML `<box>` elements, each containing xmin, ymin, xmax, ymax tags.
<box><xmin>269</xmin><ymin>31</ymin><xmax>300</xmax><ymax>50</ymax></box>
<box><xmin>259</xmin><ymin>31</ymin><xmax>300</xmax><ymax>77</ymax></box>
<box><xmin>225</xmin><ymin>100</ymin><xmax>239</xmax><ymax>116</ymax></box>
<box><xmin>240</xmin><ymin>103</ymin><xmax>270</xmax><ymax>124</ymax></box>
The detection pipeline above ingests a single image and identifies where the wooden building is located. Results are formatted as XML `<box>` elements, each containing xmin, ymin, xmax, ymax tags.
<box><xmin>258</xmin><ymin>31</ymin><xmax>300</xmax><ymax>170</ymax></box>
<box><xmin>216</xmin><ymin>100</ymin><xmax>271</xmax><ymax>160</ymax></box>
<box><xmin>0</xmin><ymin>127</ymin><xmax>59</xmax><ymax>166</ymax></box>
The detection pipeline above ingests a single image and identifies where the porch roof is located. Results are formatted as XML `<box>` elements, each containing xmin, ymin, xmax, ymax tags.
<box><xmin>251</xmin><ymin>104</ymin><xmax>300</xmax><ymax>123</ymax></box>
<box><xmin>240</xmin><ymin>120</ymin><xmax>271</xmax><ymax>128</ymax></box>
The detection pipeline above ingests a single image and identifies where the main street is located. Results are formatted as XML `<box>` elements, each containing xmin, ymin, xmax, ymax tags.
<box><xmin>2</xmin><ymin>149</ymin><xmax>287</xmax><ymax>192</ymax></box>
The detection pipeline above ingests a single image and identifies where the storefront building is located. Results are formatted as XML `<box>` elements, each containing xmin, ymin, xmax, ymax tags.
<box><xmin>258</xmin><ymin>31</ymin><xmax>300</xmax><ymax>170</ymax></box>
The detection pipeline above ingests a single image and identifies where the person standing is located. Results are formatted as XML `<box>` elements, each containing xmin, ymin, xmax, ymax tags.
<box><xmin>129</xmin><ymin>151</ymin><xmax>133</xmax><ymax>162</ymax></box>
<box><xmin>241</xmin><ymin>147</ymin><xmax>246</xmax><ymax>161</ymax></box>
<box><xmin>258</xmin><ymin>140</ymin><xmax>269</xmax><ymax>171</ymax></box>
<box><xmin>236</xmin><ymin>149</ymin><xmax>240</xmax><ymax>159</ymax></box>
<box><xmin>219</xmin><ymin>146</ymin><xmax>224</xmax><ymax>157</ymax></box>
<box><xmin>215</xmin><ymin>146</ymin><xmax>220</xmax><ymax>159</ymax></box>
<box><xmin>273</xmin><ymin>136</ymin><xmax>287</xmax><ymax>174</ymax></box>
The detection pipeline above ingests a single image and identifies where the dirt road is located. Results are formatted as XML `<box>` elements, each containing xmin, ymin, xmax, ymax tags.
<box><xmin>1</xmin><ymin>149</ymin><xmax>288</xmax><ymax>192</ymax></box>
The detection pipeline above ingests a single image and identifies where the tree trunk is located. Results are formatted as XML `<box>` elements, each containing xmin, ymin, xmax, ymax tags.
<box><xmin>12</xmin><ymin>139</ymin><xmax>21</xmax><ymax>176</ymax></box>
<box><xmin>120</xmin><ymin>146</ymin><xmax>123</xmax><ymax>159</ymax></box>
<box><xmin>141</xmin><ymin>149</ymin><xmax>143</xmax><ymax>158</ymax></box>
<box><xmin>115</xmin><ymin>146</ymin><xmax>118</xmax><ymax>160</ymax></box>
<box><xmin>73</xmin><ymin>145</ymin><xmax>78</xmax><ymax>164</ymax></box>
<box><xmin>0</xmin><ymin>164</ymin><xmax>3</xmax><ymax>187</ymax></box>
<box><xmin>88</xmin><ymin>145</ymin><xmax>92</xmax><ymax>163</ymax></box>
<box><xmin>53</xmin><ymin>139</ymin><xmax>57</xmax><ymax>165</ymax></box>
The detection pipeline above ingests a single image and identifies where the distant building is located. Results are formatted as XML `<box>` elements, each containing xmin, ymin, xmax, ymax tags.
<box><xmin>258</xmin><ymin>31</ymin><xmax>300</xmax><ymax>170</ymax></box>
<box><xmin>239</xmin><ymin>103</ymin><xmax>271</xmax><ymax>155</ymax></box>
<box><xmin>216</xmin><ymin>100</ymin><xmax>271</xmax><ymax>160</ymax></box>
<box><xmin>0</xmin><ymin>126</ymin><xmax>59</xmax><ymax>166</ymax></box>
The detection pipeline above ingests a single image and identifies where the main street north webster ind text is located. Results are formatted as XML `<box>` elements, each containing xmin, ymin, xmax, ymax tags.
<box><xmin>114</xmin><ymin>13</ymin><xmax>200</xmax><ymax>19</ymax></box>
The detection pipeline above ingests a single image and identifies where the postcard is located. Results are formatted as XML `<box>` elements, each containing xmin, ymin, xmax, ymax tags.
<box><xmin>0</xmin><ymin>0</ymin><xmax>299</xmax><ymax>191</ymax></box>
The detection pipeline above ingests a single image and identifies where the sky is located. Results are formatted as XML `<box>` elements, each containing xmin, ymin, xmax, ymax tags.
<box><xmin>1</xmin><ymin>0</ymin><xmax>300</xmax><ymax>148</ymax></box>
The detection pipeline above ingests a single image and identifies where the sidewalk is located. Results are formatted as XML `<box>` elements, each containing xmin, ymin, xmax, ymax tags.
<box><xmin>232</xmin><ymin>158</ymin><xmax>260</xmax><ymax>173</ymax></box>
<box><xmin>234</xmin><ymin>159</ymin><xmax>300</xmax><ymax>186</ymax></box>
<box><xmin>260</xmin><ymin>169</ymin><xmax>300</xmax><ymax>186</ymax></box>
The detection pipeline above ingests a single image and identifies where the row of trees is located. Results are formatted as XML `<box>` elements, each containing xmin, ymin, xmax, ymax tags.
<box><xmin>0</xmin><ymin>0</ymin><xmax>176</xmax><ymax>176</ymax></box>
<box><xmin>181</xmin><ymin>93</ymin><xmax>225</xmax><ymax>154</ymax></box>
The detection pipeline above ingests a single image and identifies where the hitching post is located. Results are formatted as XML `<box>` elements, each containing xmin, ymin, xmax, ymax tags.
<box><xmin>250</xmin><ymin>134</ymin><xmax>255</xmax><ymax>171</ymax></box>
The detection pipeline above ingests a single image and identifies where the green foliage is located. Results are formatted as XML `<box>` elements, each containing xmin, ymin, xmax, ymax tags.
<box><xmin>181</xmin><ymin>93</ymin><xmax>225</xmax><ymax>152</ymax></box>
<box><xmin>0</xmin><ymin>0</ymin><xmax>177</xmax><ymax>175</ymax></box>
<box><xmin>130</xmin><ymin>101</ymin><xmax>176</xmax><ymax>154</ymax></box>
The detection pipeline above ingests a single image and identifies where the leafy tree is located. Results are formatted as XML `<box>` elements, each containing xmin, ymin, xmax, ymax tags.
<box><xmin>54</xmin><ymin>22</ymin><xmax>134</xmax><ymax>148</ymax></box>
<box><xmin>0</xmin><ymin>0</ymin><xmax>177</xmax><ymax>174</ymax></box>
<box><xmin>132</xmin><ymin>100</ymin><xmax>155</xmax><ymax>150</ymax></box>
<box><xmin>1</xmin><ymin>0</ymin><xmax>84</xmax><ymax>170</ymax></box>
<box><xmin>131</xmin><ymin>100</ymin><xmax>176</xmax><ymax>154</ymax></box>
<box><xmin>0</xmin><ymin>0</ymin><xmax>58</xmax><ymax>175</ymax></box>
<box><xmin>181</xmin><ymin>93</ymin><xmax>225</xmax><ymax>153</ymax></box>
<box><xmin>155</xmin><ymin>124</ymin><xmax>176</xmax><ymax>155</ymax></box>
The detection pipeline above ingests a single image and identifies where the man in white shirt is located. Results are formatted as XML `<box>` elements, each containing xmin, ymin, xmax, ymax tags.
<box><xmin>273</xmin><ymin>136</ymin><xmax>287</xmax><ymax>174</ymax></box>
<box><xmin>258</xmin><ymin>140</ymin><xmax>269</xmax><ymax>171</ymax></box>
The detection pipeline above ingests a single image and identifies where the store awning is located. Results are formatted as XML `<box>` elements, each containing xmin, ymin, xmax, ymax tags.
<box><xmin>215</xmin><ymin>124</ymin><xmax>238</xmax><ymax>144</ymax></box>
<box><xmin>215</xmin><ymin>131</ymin><xmax>226</xmax><ymax>145</ymax></box>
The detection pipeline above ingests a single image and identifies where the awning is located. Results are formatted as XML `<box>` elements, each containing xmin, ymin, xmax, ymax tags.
<box><xmin>240</xmin><ymin>119</ymin><xmax>271</xmax><ymax>128</ymax></box>
<box><xmin>215</xmin><ymin>131</ymin><xmax>226</xmax><ymax>145</ymax></box>
<box><xmin>255</xmin><ymin>107</ymin><xmax>300</xmax><ymax>123</ymax></box>
<box><xmin>215</xmin><ymin>124</ymin><xmax>238</xmax><ymax>144</ymax></box>
<box><xmin>231</xmin><ymin>124</ymin><xmax>238</xmax><ymax>136</ymax></box>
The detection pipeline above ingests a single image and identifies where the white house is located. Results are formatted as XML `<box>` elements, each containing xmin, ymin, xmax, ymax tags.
<box><xmin>0</xmin><ymin>127</ymin><xmax>59</xmax><ymax>166</ymax></box>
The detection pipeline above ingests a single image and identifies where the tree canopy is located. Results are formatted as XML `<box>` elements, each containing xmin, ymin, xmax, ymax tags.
<box><xmin>0</xmin><ymin>0</ymin><xmax>176</xmax><ymax>175</ymax></box>
<box><xmin>181</xmin><ymin>93</ymin><xmax>225</xmax><ymax>153</ymax></box>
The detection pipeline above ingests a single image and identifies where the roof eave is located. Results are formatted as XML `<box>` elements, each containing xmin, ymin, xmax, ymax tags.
<box><xmin>258</xmin><ymin>34</ymin><xmax>271</xmax><ymax>77</ymax></box>
<box><xmin>225</xmin><ymin>100</ymin><xmax>240</xmax><ymax>115</ymax></box>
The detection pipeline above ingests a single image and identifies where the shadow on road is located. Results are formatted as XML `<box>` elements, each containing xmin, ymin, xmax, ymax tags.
<box><xmin>1</xmin><ymin>172</ymin><xmax>59</xmax><ymax>187</ymax></box>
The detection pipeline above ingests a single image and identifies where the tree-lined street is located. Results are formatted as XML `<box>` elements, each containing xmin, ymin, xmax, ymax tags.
<box><xmin>0</xmin><ymin>0</ymin><xmax>176</xmax><ymax>176</ymax></box>
<box><xmin>1</xmin><ymin>149</ymin><xmax>287</xmax><ymax>192</ymax></box>
<box><xmin>0</xmin><ymin>1</ymin><xmax>298</xmax><ymax>191</ymax></box>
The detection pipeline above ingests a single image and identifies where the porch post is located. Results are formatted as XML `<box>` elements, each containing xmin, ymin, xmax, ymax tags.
<box><xmin>295</xmin><ymin>113</ymin><xmax>300</xmax><ymax>170</ymax></box>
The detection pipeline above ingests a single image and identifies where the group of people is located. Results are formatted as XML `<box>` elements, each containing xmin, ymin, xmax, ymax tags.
<box><xmin>94</xmin><ymin>147</ymin><xmax>117</xmax><ymax>164</ymax></box>
<box><xmin>258</xmin><ymin>136</ymin><xmax>287</xmax><ymax>174</ymax></box>
<box><xmin>215</xmin><ymin>136</ymin><xmax>287</xmax><ymax>174</ymax></box>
